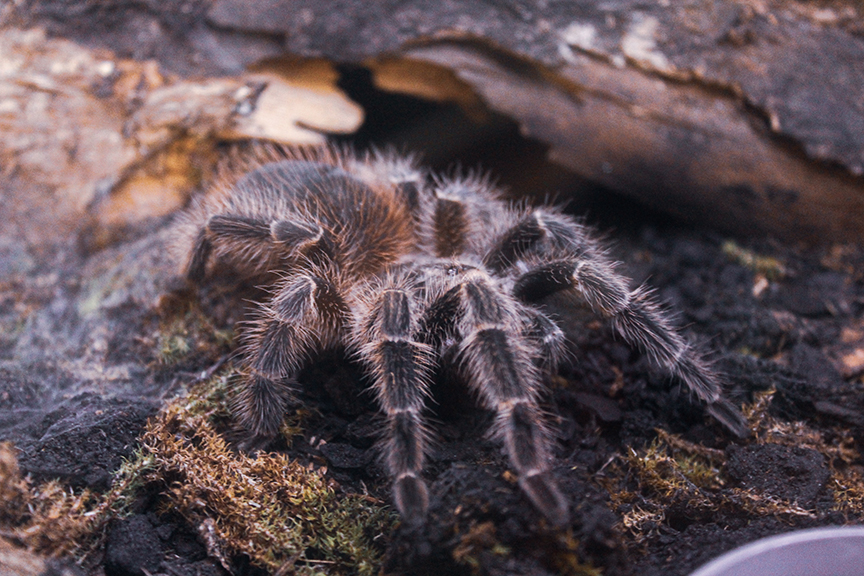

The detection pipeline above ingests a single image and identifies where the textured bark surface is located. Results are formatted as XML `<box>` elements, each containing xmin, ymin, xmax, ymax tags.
<box><xmin>10</xmin><ymin>0</ymin><xmax>864</xmax><ymax>240</ymax></box>
<box><xmin>208</xmin><ymin>0</ymin><xmax>864</xmax><ymax>170</ymax></box>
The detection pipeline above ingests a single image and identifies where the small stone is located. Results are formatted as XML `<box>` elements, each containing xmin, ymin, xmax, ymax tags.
<box><xmin>105</xmin><ymin>515</ymin><xmax>163</xmax><ymax>576</ymax></box>
<box><xmin>320</xmin><ymin>442</ymin><xmax>373</xmax><ymax>469</ymax></box>
<box><xmin>725</xmin><ymin>444</ymin><xmax>829</xmax><ymax>507</ymax></box>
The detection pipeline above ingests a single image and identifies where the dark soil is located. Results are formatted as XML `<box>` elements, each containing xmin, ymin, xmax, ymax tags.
<box><xmin>3</xmin><ymin>198</ymin><xmax>863</xmax><ymax>575</ymax></box>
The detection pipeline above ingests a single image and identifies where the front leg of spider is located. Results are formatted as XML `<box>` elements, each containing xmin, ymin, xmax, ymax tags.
<box><xmin>422</xmin><ymin>267</ymin><xmax>570</xmax><ymax>526</ymax></box>
<box><xmin>353</xmin><ymin>277</ymin><xmax>436</xmax><ymax>526</ymax></box>
<box><xmin>182</xmin><ymin>161</ymin><xmax>342</xmax><ymax>283</ymax></box>
<box><xmin>505</xmin><ymin>231</ymin><xmax>749</xmax><ymax>437</ymax></box>
<box><xmin>237</xmin><ymin>271</ymin><xmax>348</xmax><ymax>436</ymax></box>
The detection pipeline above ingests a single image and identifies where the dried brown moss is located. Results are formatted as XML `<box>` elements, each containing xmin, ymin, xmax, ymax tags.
<box><xmin>604</xmin><ymin>390</ymin><xmax>864</xmax><ymax>545</ymax></box>
<box><xmin>137</xmin><ymin>372</ymin><xmax>396</xmax><ymax>574</ymax></box>
<box><xmin>0</xmin><ymin>441</ymin><xmax>129</xmax><ymax>557</ymax></box>
<box><xmin>744</xmin><ymin>390</ymin><xmax>864</xmax><ymax>516</ymax></box>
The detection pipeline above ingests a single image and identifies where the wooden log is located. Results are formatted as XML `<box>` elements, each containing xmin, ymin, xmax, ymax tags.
<box><xmin>206</xmin><ymin>0</ymin><xmax>864</xmax><ymax>241</ymax></box>
<box><xmin>10</xmin><ymin>0</ymin><xmax>864</xmax><ymax>240</ymax></box>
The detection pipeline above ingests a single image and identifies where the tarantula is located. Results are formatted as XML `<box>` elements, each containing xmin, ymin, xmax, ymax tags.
<box><xmin>176</xmin><ymin>146</ymin><xmax>747</xmax><ymax>527</ymax></box>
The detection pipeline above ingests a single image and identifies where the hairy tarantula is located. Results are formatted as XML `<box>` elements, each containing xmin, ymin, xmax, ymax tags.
<box><xmin>176</xmin><ymin>146</ymin><xmax>748</xmax><ymax>527</ymax></box>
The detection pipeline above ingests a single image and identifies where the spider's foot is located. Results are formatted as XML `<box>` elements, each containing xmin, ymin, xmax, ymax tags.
<box><xmin>394</xmin><ymin>473</ymin><xmax>429</xmax><ymax>527</ymax></box>
<box><xmin>707</xmin><ymin>398</ymin><xmax>750</xmax><ymax>439</ymax></box>
<box><xmin>520</xmin><ymin>471</ymin><xmax>569</xmax><ymax>527</ymax></box>
<box><xmin>235</xmin><ymin>371</ymin><xmax>292</xmax><ymax>437</ymax></box>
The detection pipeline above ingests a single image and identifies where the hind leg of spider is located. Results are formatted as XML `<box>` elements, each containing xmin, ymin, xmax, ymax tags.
<box><xmin>186</xmin><ymin>214</ymin><xmax>324</xmax><ymax>282</ymax></box>
<box><xmin>353</xmin><ymin>283</ymin><xmax>434</xmax><ymax>526</ymax></box>
<box><xmin>428</xmin><ymin>270</ymin><xmax>569</xmax><ymax>526</ymax></box>
<box><xmin>483</xmin><ymin>210</ymin><xmax>747</xmax><ymax>435</ymax></box>
<box><xmin>237</xmin><ymin>271</ymin><xmax>347</xmax><ymax>436</ymax></box>
<box><xmin>512</xmin><ymin>260</ymin><xmax>749</xmax><ymax>437</ymax></box>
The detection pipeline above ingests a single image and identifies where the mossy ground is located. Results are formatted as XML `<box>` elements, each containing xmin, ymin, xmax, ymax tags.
<box><xmin>0</xmin><ymin>368</ymin><xmax>396</xmax><ymax>575</ymax></box>
<box><xmin>605</xmin><ymin>390</ymin><xmax>864</xmax><ymax>550</ymax></box>
<box><xmin>1</xmin><ymin>224</ymin><xmax>862</xmax><ymax>576</ymax></box>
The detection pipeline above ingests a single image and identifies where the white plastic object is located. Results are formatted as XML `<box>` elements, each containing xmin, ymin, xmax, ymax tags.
<box><xmin>689</xmin><ymin>526</ymin><xmax>864</xmax><ymax>576</ymax></box>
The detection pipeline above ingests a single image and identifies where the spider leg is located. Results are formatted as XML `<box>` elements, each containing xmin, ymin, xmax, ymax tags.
<box><xmin>483</xmin><ymin>209</ymin><xmax>592</xmax><ymax>275</ymax></box>
<box><xmin>186</xmin><ymin>214</ymin><xmax>325</xmax><ymax>282</ymax></box>
<box><xmin>523</xmin><ymin>308</ymin><xmax>568</xmax><ymax>369</ymax></box>
<box><xmin>482</xmin><ymin>209</ymin><xmax>747</xmax><ymax>436</ymax></box>
<box><xmin>353</xmin><ymin>280</ymin><xmax>435</xmax><ymax>526</ymax></box>
<box><xmin>236</xmin><ymin>271</ymin><xmax>346</xmax><ymax>436</ymax></box>
<box><xmin>425</xmin><ymin>269</ymin><xmax>569</xmax><ymax>526</ymax></box>
<box><xmin>512</xmin><ymin>260</ymin><xmax>749</xmax><ymax>437</ymax></box>
<box><xmin>483</xmin><ymin>213</ymin><xmax>549</xmax><ymax>274</ymax></box>
<box><xmin>352</xmin><ymin>149</ymin><xmax>427</xmax><ymax>217</ymax></box>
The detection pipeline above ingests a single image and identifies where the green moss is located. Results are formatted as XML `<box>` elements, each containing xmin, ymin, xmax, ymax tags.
<box><xmin>745</xmin><ymin>390</ymin><xmax>864</xmax><ymax>517</ymax></box>
<box><xmin>624</xmin><ymin>440</ymin><xmax>714</xmax><ymax>511</ymax></box>
<box><xmin>675</xmin><ymin>453</ymin><xmax>723</xmax><ymax>490</ymax></box>
<box><xmin>610</xmin><ymin>394</ymin><xmax>864</xmax><ymax>545</ymax></box>
<box><xmin>451</xmin><ymin>520</ymin><xmax>602</xmax><ymax>576</ymax></box>
<box><xmin>452</xmin><ymin>522</ymin><xmax>510</xmax><ymax>572</ymax></box>
<box><xmin>159</xmin><ymin>332</ymin><xmax>191</xmax><ymax>364</ymax></box>
<box><xmin>0</xmin><ymin>441</ymin><xmax>102</xmax><ymax>556</ymax></box>
<box><xmin>135</xmin><ymin>372</ymin><xmax>397</xmax><ymax>574</ymax></box>
<box><xmin>721</xmin><ymin>240</ymin><xmax>786</xmax><ymax>280</ymax></box>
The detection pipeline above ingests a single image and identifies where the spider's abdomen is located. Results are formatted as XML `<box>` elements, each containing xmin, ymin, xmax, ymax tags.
<box><xmin>237</xmin><ymin>160</ymin><xmax>414</xmax><ymax>271</ymax></box>
<box><xmin>181</xmin><ymin>154</ymin><xmax>417</xmax><ymax>280</ymax></box>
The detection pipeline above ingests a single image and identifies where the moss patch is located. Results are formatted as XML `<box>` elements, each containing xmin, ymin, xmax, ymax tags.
<box><xmin>138</xmin><ymin>372</ymin><xmax>396</xmax><ymax>574</ymax></box>
<box><xmin>155</xmin><ymin>303</ymin><xmax>233</xmax><ymax>367</ymax></box>
<box><xmin>721</xmin><ymin>240</ymin><xmax>786</xmax><ymax>280</ymax></box>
